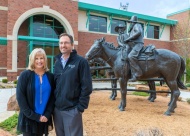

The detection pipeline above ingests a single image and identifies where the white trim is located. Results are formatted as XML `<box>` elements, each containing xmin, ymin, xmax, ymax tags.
<box><xmin>42</xmin><ymin>5</ymin><xmax>50</xmax><ymax>9</ymax></box>
<box><xmin>7</xmin><ymin>70</ymin><xmax>17</xmax><ymax>72</ymax></box>
<box><xmin>0</xmin><ymin>67</ymin><xmax>6</xmax><ymax>69</ymax></box>
<box><xmin>12</xmin><ymin>40</ymin><xmax>17</xmax><ymax>71</ymax></box>
<box><xmin>74</xmin><ymin>41</ymin><xmax>78</xmax><ymax>45</ymax></box>
<box><xmin>0</xmin><ymin>6</ymin><xmax>8</xmax><ymax>11</ymax></box>
<box><xmin>17</xmin><ymin>68</ymin><xmax>27</xmax><ymax>70</ymax></box>
<box><xmin>171</xmin><ymin>38</ymin><xmax>190</xmax><ymax>42</ymax></box>
<box><xmin>7</xmin><ymin>35</ymin><xmax>17</xmax><ymax>40</ymax></box>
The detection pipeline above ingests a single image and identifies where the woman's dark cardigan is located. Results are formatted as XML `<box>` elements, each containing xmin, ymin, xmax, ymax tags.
<box><xmin>16</xmin><ymin>70</ymin><xmax>55</xmax><ymax>135</ymax></box>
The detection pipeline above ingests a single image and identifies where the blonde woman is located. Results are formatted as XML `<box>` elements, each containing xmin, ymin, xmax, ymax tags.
<box><xmin>16</xmin><ymin>48</ymin><xmax>54</xmax><ymax>136</ymax></box>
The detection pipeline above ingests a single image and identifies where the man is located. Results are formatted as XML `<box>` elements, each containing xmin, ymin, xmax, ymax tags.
<box><xmin>115</xmin><ymin>24</ymin><xmax>126</xmax><ymax>48</ymax></box>
<box><xmin>53</xmin><ymin>33</ymin><xmax>92</xmax><ymax>136</ymax></box>
<box><xmin>124</xmin><ymin>15</ymin><xmax>144</xmax><ymax>82</ymax></box>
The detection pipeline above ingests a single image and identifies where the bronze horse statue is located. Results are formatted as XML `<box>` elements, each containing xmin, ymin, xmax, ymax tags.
<box><xmin>88</xmin><ymin>57</ymin><xmax>157</xmax><ymax>102</ymax></box>
<box><xmin>85</xmin><ymin>37</ymin><xmax>186</xmax><ymax>116</ymax></box>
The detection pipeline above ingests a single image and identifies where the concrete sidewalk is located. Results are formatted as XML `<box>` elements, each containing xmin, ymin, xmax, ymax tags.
<box><xmin>0</xmin><ymin>88</ymin><xmax>16</xmax><ymax>123</ymax></box>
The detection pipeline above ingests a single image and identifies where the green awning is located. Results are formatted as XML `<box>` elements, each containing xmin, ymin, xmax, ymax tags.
<box><xmin>0</xmin><ymin>37</ymin><xmax>7</xmax><ymax>45</ymax></box>
<box><xmin>18</xmin><ymin>36</ymin><xmax>59</xmax><ymax>43</ymax></box>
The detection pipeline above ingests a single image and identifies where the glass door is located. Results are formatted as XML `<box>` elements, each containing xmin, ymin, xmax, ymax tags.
<box><xmin>47</xmin><ymin>56</ymin><xmax>54</xmax><ymax>73</ymax></box>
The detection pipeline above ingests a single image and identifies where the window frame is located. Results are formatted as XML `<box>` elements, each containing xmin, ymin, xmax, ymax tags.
<box><xmin>89</xmin><ymin>15</ymin><xmax>107</xmax><ymax>33</ymax></box>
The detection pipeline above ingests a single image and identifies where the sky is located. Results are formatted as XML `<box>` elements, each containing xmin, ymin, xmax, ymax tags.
<box><xmin>79</xmin><ymin>0</ymin><xmax>190</xmax><ymax>18</ymax></box>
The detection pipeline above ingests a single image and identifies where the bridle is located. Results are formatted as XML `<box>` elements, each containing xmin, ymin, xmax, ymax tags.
<box><xmin>88</xmin><ymin>39</ymin><xmax>122</xmax><ymax>64</ymax></box>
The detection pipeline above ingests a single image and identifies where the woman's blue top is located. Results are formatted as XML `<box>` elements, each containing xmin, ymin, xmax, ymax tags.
<box><xmin>34</xmin><ymin>73</ymin><xmax>51</xmax><ymax>115</ymax></box>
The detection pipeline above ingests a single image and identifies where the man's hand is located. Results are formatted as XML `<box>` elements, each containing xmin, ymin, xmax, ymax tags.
<box><xmin>125</xmin><ymin>38</ymin><xmax>130</xmax><ymax>43</ymax></box>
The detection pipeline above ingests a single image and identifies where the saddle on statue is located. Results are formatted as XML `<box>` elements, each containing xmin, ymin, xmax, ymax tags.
<box><xmin>121</xmin><ymin>44</ymin><xmax>156</xmax><ymax>61</ymax></box>
<box><xmin>138</xmin><ymin>44</ymin><xmax>156</xmax><ymax>61</ymax></box>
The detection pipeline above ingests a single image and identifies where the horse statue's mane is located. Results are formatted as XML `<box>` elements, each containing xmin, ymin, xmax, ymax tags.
<box><xmin>102</xmin><ymin>40</ymin><xmax>119</xmax><ymax>50</ymax></box>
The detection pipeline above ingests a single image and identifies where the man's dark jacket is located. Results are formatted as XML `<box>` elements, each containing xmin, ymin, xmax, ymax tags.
<box><xmin>16</xmin><ymin>70</ymin><xmax>55</xmax><ymax>134</ymax></box>
<box><xmin>54</xmin><ymin>50</ymin><xmax>92</xmax><ymax>112</ymax></box>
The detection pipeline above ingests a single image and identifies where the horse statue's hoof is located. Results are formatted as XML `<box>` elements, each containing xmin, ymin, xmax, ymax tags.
<box><xmin>150</xmin><ymin>98</ymin><xmax>155</xmax><ymax>102</ymax></box>
<box><xmin>111</xmin><ymin>97</ymin><xmax>115</xmax><ymax>100</ymax></box>
<box><xmin>164</xmin><ymin>111</ymin><xmax>171</xmax><ymax>116</ymax></box>
<box><xmin>118</xmin><ymin>105</ymin><xmax>121</xmax><ymax>109</ymax></box>
<box><xmin>119</xmin><ymin>108</ymin><xmax>125</xmax><ymax>111</ymax></box>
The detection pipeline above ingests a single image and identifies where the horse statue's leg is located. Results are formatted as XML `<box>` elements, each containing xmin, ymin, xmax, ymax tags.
<box><xmin>164</xmin><ymin>80</ymin><xmax>180</xmax><ymax>116</ymax></box>
<box><xmin>147</xmin><ymin>81</ymin><xmax>156</xmax><ymax>102</ymax></box>
<box><xmin>118</xmin><ymin>77</ymin><xmax>127</xmax><ymax>111</ymax></box>
<box><xmin>110</xmin><ymin>75</ymin><xmax>117</xmax><ymax>100</ymax></box>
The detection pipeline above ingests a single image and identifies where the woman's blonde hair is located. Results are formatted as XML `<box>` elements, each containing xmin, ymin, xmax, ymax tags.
<box><xmin>27</xmin><ymin>48</ymin><xmax>49</xmax><ymax>71</ymax></box>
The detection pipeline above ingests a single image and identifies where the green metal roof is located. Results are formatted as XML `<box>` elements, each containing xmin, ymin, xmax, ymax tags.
<box><xmin>0</xmin><ymin>37</ymin><xmax>7</xmax><ymax>45</ymax></box>
<box><xmin>78</xmin><ymin>2</ymin><xmax>178</xmax><ymax>25</ymax></box>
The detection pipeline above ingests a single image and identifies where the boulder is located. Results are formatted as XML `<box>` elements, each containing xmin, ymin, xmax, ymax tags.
<box><xmin>7</xmin><ymin>94</ymin><xmax>19</xmax><ymax>111</ymax></box>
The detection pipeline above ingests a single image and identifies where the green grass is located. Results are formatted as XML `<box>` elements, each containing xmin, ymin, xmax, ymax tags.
<box><xmin>132</xmin><ymin>91</ymin><xmax>149</xmax><ymax>96</ymax></box>
<box><xmin>0</xmin><ymin>113</ymin><xmax>21</xmax><ymax>135</ymax></box>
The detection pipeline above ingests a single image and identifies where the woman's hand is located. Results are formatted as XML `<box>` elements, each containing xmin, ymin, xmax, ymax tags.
<box><xmin>40</xmin><ymin>115</ymin><xmax>48</xmax><ymax>122</ymax></box>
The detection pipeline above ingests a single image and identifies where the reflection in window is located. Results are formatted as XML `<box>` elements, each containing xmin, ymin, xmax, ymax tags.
<box><xmin>31</xmin><ymin>15</ymin><xmax>65</xmax><ymax>38</ymax></box>
<box><xmin>147</xmin><ymin>25</ymin><xmax>159</xmax><ymax>39</ymax></box>
<box><xmin>111</xmin><ymin>19</ymin><xmax>126</xmax><ymax>34</ymax></box>
<box><xmin>89</xmin><ymin>15</ymin><xmax>107</xmax><ymax>33</ymax></box>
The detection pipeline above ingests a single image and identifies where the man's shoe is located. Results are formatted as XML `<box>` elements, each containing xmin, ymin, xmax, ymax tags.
<box><xmin>128</xmin><ymin>76</ymin><xmax>137</xmax><ymax>82</ymax></box>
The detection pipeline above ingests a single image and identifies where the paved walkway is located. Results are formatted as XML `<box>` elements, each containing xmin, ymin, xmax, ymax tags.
<box><xmin>0</xmin><ymin>88</ymin><xmax>16</xmax><ymax>122</ymax></box>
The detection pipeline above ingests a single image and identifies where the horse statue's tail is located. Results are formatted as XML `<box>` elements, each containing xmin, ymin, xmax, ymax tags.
<box><xmin>177</xmin><ymin>57</ymin><xmax>187</xmax><ymax>89</ymax></box>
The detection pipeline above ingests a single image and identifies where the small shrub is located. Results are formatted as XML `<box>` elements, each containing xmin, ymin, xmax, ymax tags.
<box><xmin>2</xmin><ymin>79</ymin><xmax>8</xmax><ymax>83</ymax></box>
<box><xmin>13</xmin><ymin>80</ymin><xmax>17</xmax><ymax>84</ymax></box>
<box><xmin>185</xmin><ymin>83</ymin><xmax>190</xmax><ymax>87</ymax></box>
<box><xmin>155</xmin><ymin>83</ymin><xmax>160</xmax><ymax>86</ymax></box>
<box><xmin>132</xmin><ymin>91</ymin><xmax>149</xmax><ymax>96</ymax></box>
<box><xmin>186</xmin><ymin>98</ymin><xmax>190</xmax><ymax>104</ymax></box>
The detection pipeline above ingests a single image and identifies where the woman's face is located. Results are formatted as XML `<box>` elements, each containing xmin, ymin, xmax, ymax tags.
<box><xmin>34</xmin><ymin>53</ymin><xmax>45</xmax><ymax>70</ymax></box>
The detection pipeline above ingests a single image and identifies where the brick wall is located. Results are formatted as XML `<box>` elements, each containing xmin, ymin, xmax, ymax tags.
<box><xmin>0</xmin><ymin>10</ymin><xmax>7</xmax><ymax>36</ymax></box>
<box><xmin>168</xmin><ymin>10</ymin><xmax>190</xmax><ymax>56</ymax></box>
<box><xmin>78</xmin><ymin>32</ymin><xmax>172</xmax><ymax>57</ymax></box>
<box><xmin>0</xmin><ymin>46</ymin><xmax>7</xmax><ymax>67</ymax></box>
<box><xmin>0</xmin><ymin>0</ymin><xmax>8</xmax><ymax>6</ymax></box>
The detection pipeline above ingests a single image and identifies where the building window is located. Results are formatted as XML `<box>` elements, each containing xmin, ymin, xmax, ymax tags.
<box><xmin>147</xmin><ymin>25</ymin><xmax>159</xmax><ymax>39</ymax></box>
<box><xmin>89</xmin><ymin>15</ymin><xmax>107</xmax><ymax>33</ymax></box>
<box><xmin>111</xmin><ymin>19</ymin><xmax>126</xmax><ymax>34</ymax></box>
<box><xmin>139</xmin><ymin>23</ymin><xmax>144</xmax><ymax>37</ymax></box>
<box><xmin>28</xmin><ymin>15</ymin><xmax>64</xmax><ymax>73</ymax></box>
<box><xmin>32</xmin><ymin>15</ymin><xmax>65</xmax><ymax>38</ymax></box>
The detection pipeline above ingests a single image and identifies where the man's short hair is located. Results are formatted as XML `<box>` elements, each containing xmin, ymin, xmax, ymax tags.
<box><xmin>59</xmin><ymin>33</ymin><xmax>74</xmax><ymax>44</ymax></box>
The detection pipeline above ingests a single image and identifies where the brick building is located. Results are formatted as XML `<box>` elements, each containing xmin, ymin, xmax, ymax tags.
<box><xmin>0</xmin><ymin>0</ymin><xmax>189</xmax><ymax>80</ymax></box>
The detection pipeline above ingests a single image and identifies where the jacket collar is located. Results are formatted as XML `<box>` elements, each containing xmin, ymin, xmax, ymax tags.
<box><xmin>55</xmin><ymin>49</ymin><xmax>77</xmax><ymax>61</ymax></box>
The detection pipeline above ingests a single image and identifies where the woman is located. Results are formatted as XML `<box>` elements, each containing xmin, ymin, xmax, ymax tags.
<box><xmin>16</xmin><ymin>48</ymin><xmax>55</xmax><ymax>136</ymax></box>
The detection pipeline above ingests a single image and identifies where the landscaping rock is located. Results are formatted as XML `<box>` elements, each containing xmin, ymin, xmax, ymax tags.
<box><xmin>7</xmin><ymin>94</ymin><xmax>19</xmax><ymax>111</ymax></box>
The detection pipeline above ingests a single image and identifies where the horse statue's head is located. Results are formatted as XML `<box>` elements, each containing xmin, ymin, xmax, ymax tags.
<box><xmin>85</xmin><ymin>37</ymin><xmax>105</xmax><ymax>61</ymax></box>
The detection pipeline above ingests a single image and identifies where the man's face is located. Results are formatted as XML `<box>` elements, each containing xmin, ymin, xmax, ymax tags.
<box><xmin>59</xmin><ymin>36</ymin><xmax>73</xmax><ymax>55</ymax></box>
<box><xmin>118</xmin><ymin>28</ymin><xmax>124</xmax><ymax>34</ymax></box>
